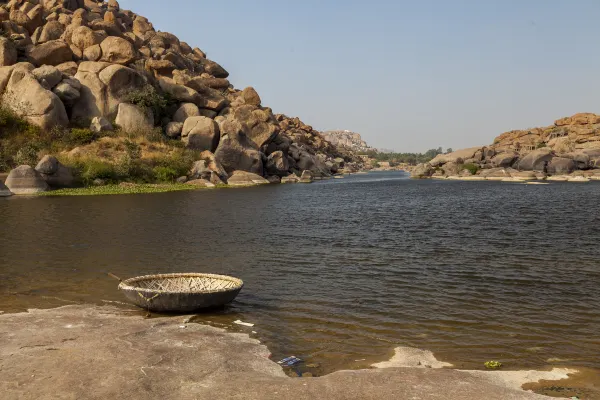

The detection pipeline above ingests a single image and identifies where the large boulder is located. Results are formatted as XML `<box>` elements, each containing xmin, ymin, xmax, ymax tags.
<box><xmin>32</xmin><ymin>65</ymin><xmax>62</xmax><ymax>89</ymax></box>
<box><xmin>241</xmin><ymin>87</ymin><xmax>261</xmax><ymax>106</ymax></box>
<box><xmin>265</xmin><ymin>150</ymin><xmax>290</xmax><ymax>177</ymax></box>
<box><xmin>479</xmin><ymin>168</ymin><xmax>512</xmax><ymax>178</ymax></box>
<box><xmin>563</xmin><ymin>151</ymin><xmax>592</xmax><ymax>170</ymax></box>
<box><xmin>429</xmin><ymin>147</ymin><xmax>482</xmax><ymax>167</ymax></box>
<box><xmin>581</xmin><ymin>149</ymin><xmax>600</xmax><ymax>168</ymax></box>
<box><xmin>410</xmin><ymin>163</ymin><xmax>433</xmax><ymax>178</ymax></box>
<box><xmin>183</xmin><ymin>82</ymin><xmax>227</xmax><ymax>111</ymax></box>
<box><xmin>189</xmin><ymin>151</ymin><xmax>228</xmax><ymax>183</ymax></box>
<box><xmin>72</xmin><ymin>62</ymin><xmax>145</xmax><ymax>120</ymax></box>
<box><xmin>35</xmin><ymin>155</ymin><xmax>74</xmax><ymax>188</ymax></box>
<box><xmin>173</xmin><ymin>103</ymin><xmax>200</xmax><ymax>123</ymax></box>
<box><xmin>53</xmin><ymin>77</ymin><xmax>81</xmax><ymax>105</ymax></box>
<box><xmin>115</xmin><ymin>103</ymin><xmax>154</xmax><ymax>133</ymax></box>
<box><xmin>491</xmin><ymin>152</ymin><xmax>518</xmax><ymax>168</ymax></box>
<box><xmin>26</xmin><ymin>40</ymin><xmax>73</xmax><ymax>66</ymax></box>
<box><xmin>5</xmin><ymin>165</ymin><xmax>49</xmax><ymax>194</ymax></box>
<box><xmin>214</xmin><ymin>117</ymin><xmax>263</xmax><ymax>176</ymax></box>
<box><xmin>71</xmin><ymin>26</ymin><xmax>103</xmax><ymax>51</ymax></box>
<box><xmin>98</xmin><ymin>64</ymin><xmax>146</xmax><ymax>117</ymax></box>
<box><xmin>288</xmin><ymin>144</ymin><xmax>330</xmax><ymax>176</ymax></box>
<box><xmin>159</xmin><ymin>77</ymin><xmax>226</xmax><ymax>111</ymax></box>
<box><xmin>0</xmin><ymin>37</ymin><xmax>17</xmax><ymax>67</ymax></box>
<box><xmin>546</xmin><ymin>157</ymin><xmax>576</xmax><ymax>175</ymax></box>
<box><xmin>227</xmin><ymin>170</ymin><xmax>269</xmax><ymax>187</ymax></box>
<box><xmin>516</xmin><ymin>148</ymin><xmax>554</xmax><ymax>171</ymax></box>
<box><xmin>229</xmin><ymin>105</ymin><xmax>279</xmax><ymax>148</ymax></box>
<box><xmin>132</xmin><ymin>16</ymin><xmax>154</xmax><ymax>37</ymax></box>
<box><xmin>181</xmin><ymin>116</ymin><xmax>220</xmax><ymax>152</ymax></box>
<box><xmin>2</xmin><ymin>67</ymin><xmax>68</xmax><ymax>129</ymax></box>
<box><xmin>100</xmin><ymin>36</ymin><xmax>136</xmax><ymax>64</ymax></box>
<box><xmin>35</xmin><ymin>154</ymin><xmax>59</xmax><ymax>175</ymax></box>
<box><xmin>442</xmin><ymin>162</ymin><xmax>461</xmax><ymax>176</ymax></box>
<box><xmin>37</xmin><ymin>20</ymin><xmax>64</xmax><ymax>44</ymax></box>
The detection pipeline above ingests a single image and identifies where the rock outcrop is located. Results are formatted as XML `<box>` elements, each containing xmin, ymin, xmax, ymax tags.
<box><xmin>0</xmin><ymin>0</ymin><xmax>364</xmax><ymax>185</ymax></box>
<box><xmin>227</xmin><ymin>170</ymin><xmax>269</xmax><ymax>186</ymax></box>
<box><xmin>35</xmin><ymin>155</ymin><xmax>74</xmax><ymax>188</ymax></box>
<box><xmin>5</xmin><ymin>165</ymin><xmax>49</xmax><ymax>194</ymax></box>
<box><xmin>321</xmin><ymin>130</ymin><xmax>373</xmax><ymax>153</ymax></box>
<box><xmin>412</xmin><ymin>113</ymin><xmax>600</xmax><ymax>180</ymax></box>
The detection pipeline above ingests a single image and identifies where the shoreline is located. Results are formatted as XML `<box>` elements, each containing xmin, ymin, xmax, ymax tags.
<box><xmin>0</xmin><ymin>305</ymin><xmax>597</xmax><ymax>399</ymax></box>
<box><xmin>426</xmin><ymin>175</ymin><xmax>600</xmax><ymax>183</ymax></box>
<box><xmin>0</xmin><ymin>171</ymin><xmax>374</xmax><ymax>197</ymax></box>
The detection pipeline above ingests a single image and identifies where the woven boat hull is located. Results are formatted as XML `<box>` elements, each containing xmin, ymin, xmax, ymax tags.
<box><xmin>118</xmin><ymin>273</ymin><xmax>244</xmax><ymax>313</ymax></box>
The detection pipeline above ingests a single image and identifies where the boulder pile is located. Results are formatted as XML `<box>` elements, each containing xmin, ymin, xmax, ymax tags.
<box><xmin>412</xmin><ymin>113</ymin><xmax>600</xmax><ymax>181</ymax></box>
<box><xmin>0</xmin><ymin>0</ymin><xmax>363</xmax><ymax>194</ymax></box>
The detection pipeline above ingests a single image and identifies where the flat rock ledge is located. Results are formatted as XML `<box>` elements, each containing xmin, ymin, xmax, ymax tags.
<box><xmin>0</xmin><ymin>305</ymin><xmax>573</xmax><ymax>400</ymax></box>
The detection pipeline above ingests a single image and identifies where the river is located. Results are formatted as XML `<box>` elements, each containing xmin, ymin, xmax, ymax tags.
<box><xmin>1</xmin><ymin>171</ymin><xmax>599</xmax><ymax>377</ymax></box>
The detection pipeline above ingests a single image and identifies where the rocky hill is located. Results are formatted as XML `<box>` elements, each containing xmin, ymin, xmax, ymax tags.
<box><xmin>0</xmin><ymin>0</ymin><xmax>362</xmax><ymax>195</ymax></box>
<box><xmin>411</xmin><ymin>113</ymin><xmax>600</xmax><ymax>181</ymax></box>
<box><xmin>321</xmin><ymin>130</ymin><xmax>373</xmax><ymax>153</ymax></box>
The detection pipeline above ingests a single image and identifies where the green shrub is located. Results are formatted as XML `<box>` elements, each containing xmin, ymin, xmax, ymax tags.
<box><xmin>14</xmin><ymin>144</ymin><xmax>39</xmax><ymax>166</ymax></box>
<box><xmin>124</xmin><ymin>85</ymin><xmax>176</xmax><ymax>123</ymax></box>
<box><xmin>461</xmin><ymin>163</ymin><xmax>480</xmax><ymax>175</ymax></box>
<box><xmin>0</xmin><ymin>106</ymin><xmax>35</xmax><ymax>135</ymax></box>
<box><xmin>78</xmin><ymin>159</ymin><xmax>118</xmax><ymax>184</ymax></box>
<box><xmin>68</xmin><ymin>128</ymin><xmax>97</xmax><ymax>146</ymax></box>
<box><xmin>124</xmin><ymin>139</ymin><xmax>141</xmax><ymax>160</ymax></box>
<box><xmin>147</xmin><ymin>127</ymin><xmax>167</xmax><ymax>143</ymax></box>
<box><xmin>114</xmin><ymin>154</ymin><xmax>155</xmax><ymax>183</ymax></box>
<box><xmin>152</xmin><ymin>148</ymin><xmax>198</xmax><ymax>177</ymax></box>
<box><xmin>153</xmin><ymin>166</ymin><xmax>178</xmax><ymax>182</ymax></box>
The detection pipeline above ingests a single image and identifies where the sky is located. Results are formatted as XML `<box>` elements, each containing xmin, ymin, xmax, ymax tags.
<box><xmin>121</xmin><ymin>0</ymin><xmax>600</xmax><ymax>152</ymax></box>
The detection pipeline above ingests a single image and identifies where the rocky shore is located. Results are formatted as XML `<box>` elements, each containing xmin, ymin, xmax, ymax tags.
<box><xmin>0</xmin><ymin>0</ymin><xmax>363</xmax><ymax>197</ymax></box>
<box><xmin>0</xmin><ymin>305</ymin><xmax>584</xmax><ymax>400</ymax></box>
<box><xmin>411</xmin><ymin>113</ymin><xmax>600</xmax><ymax>181</ymax></box>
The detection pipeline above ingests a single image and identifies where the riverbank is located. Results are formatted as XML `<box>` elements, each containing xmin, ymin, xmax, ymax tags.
<box><xmin>36</xmin><ymin>183</ymin><xmax>201</xmax><ymax>196</ymax></box>
<box><xmin>0</xmin><ymin>305</ymin><xmax>589</xmax><ymax>400</ymax></box>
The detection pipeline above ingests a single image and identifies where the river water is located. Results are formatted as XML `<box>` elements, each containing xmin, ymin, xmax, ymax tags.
<box><xmin>1</xmin><ymin>172</ymin><xmax>599</xmax><ymax>376</ymax></box>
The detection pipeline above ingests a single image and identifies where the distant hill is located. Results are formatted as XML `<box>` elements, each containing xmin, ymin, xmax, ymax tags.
<box><xmin>321</xmin><ymin>130</ymin><xmax>373</xmax><ymax>153</ymax></box>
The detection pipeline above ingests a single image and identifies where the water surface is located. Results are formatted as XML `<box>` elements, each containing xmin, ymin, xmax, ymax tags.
<box><xmin>1</xmin><ymin>172</ymin><xmax>599</xmax><ymax>375</ymax></box>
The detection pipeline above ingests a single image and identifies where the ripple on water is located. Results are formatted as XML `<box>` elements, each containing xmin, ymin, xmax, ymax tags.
<box><xmin>0</xmin><ymin>172</ymin><xmax>599</xmax><ymax>374</ymax></box>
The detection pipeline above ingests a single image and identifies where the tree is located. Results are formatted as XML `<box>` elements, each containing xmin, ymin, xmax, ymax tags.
<box><xmin>446</xmin><ymin>148</ymin><xmax>453</xmax><ymax>154</ymax></box>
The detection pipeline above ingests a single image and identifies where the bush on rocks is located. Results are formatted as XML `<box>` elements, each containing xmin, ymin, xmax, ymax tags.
<box><xmin>124</xmin><ymin>84</ymin><xmax>177</xmax><ymax>124</ymax></box>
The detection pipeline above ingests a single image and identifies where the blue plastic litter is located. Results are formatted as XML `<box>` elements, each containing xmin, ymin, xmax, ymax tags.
<box><xmin>277</xmin><ymin>356</ymin><xmax>303</xmax><ymax>366</ymax></box>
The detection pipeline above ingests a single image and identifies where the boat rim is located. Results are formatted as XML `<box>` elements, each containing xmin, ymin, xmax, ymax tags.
<box><xmin>118</xmin><ymin>273</ymin><xmax>244</xmax><ymax>295</ymax></box>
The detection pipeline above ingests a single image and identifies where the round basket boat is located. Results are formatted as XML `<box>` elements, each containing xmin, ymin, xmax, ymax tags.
<box><xmin>118</xmin><ymin>273</ymin><xmax>244</xmax><ymax>313</ymax></box>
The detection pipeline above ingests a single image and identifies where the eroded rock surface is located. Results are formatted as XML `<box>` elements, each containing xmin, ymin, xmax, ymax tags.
<box><xmin>0</xmin><ymin>306</ymin><xmax>571</xmax><ymax>400</ymax></box>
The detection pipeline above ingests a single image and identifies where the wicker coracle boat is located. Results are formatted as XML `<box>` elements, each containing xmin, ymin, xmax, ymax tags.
<box><xmin>115</xmin><ymin>273</ymin><xmax>244</xmax><ymax>313</ymax></box>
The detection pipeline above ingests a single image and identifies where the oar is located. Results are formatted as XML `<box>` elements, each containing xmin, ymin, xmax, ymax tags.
<box><xmin>107</xmin><ymin>272</ymin><xmax>123</xmax><ymax>282</ymax></box>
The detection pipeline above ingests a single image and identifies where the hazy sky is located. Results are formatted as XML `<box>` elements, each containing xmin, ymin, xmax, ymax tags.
<box><xmin>121</xmin><ymin>0</ymin><xmax>600</xmax><ymax>152</ymax></box>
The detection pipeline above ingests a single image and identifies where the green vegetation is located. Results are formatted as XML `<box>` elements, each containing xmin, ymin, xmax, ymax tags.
<box><xmin>461</xmin><ymin>163</ymin><xmax>480</xmax><ymax>175</ymax></box>
<box><xmin>0</xmin><ymin>104</ymin><xmax>200</xmax><ymax>186</ymax></box>
<box><xmin>484</xmin><ymin>361</ymin><xmax>503</xmax><ymax>370</ymax></box>
<box><xmin>124</xmin><ymin>84</ymin><xmax>177</xmax><ymax>123</ymax></box>
<box><xmin>60</xmin><ymin>145</ymin><xmax>199</xmax><ymax>186</ymax></box>
<box><xmin>363</xmin><ymin>147</ymin><xmax>449</xmax><ymax>166</ymax></box>
<box><xmin>37</xmin><ymin>184</ymin><xmax>199</xmax><ymax>197</ymax></box>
